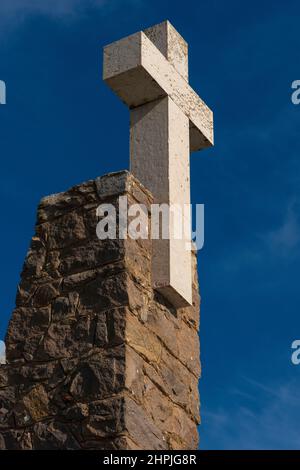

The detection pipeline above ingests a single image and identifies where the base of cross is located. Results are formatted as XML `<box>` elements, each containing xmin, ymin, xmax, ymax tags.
<box><xmin>0</xmin><ymin>171</ymin><xmax>200</xmax><ymax>450</ymax></box>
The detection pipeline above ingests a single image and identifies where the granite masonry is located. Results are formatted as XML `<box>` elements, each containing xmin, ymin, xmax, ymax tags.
<box><xmin>0</xmin><ymin>171</ymin><xmax>201</xmax><ymax>450</ymax></box>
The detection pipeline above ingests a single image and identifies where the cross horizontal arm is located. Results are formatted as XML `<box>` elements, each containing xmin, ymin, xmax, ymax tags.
<box><xmin>103</xmin><ymin>31</ymin><xmax>214</xmax><ymax>152</ymax></box>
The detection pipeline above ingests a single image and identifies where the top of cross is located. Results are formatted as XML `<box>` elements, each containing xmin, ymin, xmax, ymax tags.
<box><xmin>144</xmin><ymin>21</ymin><xmax>189</xmax><ymax>81</ymax></box>
<box><xmin>103</xmin><ymin>20</ymin><xmax>214</xmax><ymax>153</ymax></box>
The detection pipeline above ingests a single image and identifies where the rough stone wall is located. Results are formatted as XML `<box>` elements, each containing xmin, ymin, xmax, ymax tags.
<box><xmin>0</xmin><ymin>171</ymin><xmax>200</xmax><ymax>450</ymax></box>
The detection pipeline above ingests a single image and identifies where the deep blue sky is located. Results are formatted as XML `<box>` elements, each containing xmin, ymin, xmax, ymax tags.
<box><xmin>1</xmin><ymin>0</ymin><xmax>300</xmax><ymax>450</ymax></box>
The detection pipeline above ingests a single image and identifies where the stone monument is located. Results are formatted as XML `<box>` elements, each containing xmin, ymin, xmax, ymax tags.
<box><xmin>0</xmin><ymin>21</ymin><xmax>213</xmax><ymax>450</ymax></box>
<box><xmin>104</xmin><ymin>20</ymin><xmax>213</xmax><ymax>307</ymax></box>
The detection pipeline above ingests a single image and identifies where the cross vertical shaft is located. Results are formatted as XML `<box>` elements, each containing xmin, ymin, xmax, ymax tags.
<box><xmin>130</xmin><ymin>98</ymin><xmax>191</xmax><ymax>306</ymax></box>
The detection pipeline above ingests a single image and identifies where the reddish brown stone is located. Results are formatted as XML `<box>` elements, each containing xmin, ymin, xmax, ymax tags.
<box><xmin>0</xmin><ymin>171</ymin><xmax>200</xmax><ymax>450</ymax></box>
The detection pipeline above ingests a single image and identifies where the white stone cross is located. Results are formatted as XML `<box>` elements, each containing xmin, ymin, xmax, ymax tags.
<box><xmin>103</xmin><ymin>21</ymin><xmax>214</xmax><ymax>307</ymax></box>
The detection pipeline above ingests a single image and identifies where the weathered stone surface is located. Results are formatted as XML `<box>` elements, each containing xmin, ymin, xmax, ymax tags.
<box><xmin>37</xmin><ymin>180</ymin><xmax>97</xmax><ymax>224</ymax></box>
<box><xmin>0</xmin><ymin>430</ymin><xmax>33</xmax><ymax>450</ymax></box>
<box><xmin>0</xmin><ymin>170</ymin><xmax>200</xmax><ymax>449</ymax></box>
<box><xmin>138</xmin><ymin>376</ymin><xmax>198</xmax><ymax>449</ymax></box>
<box><xmin>32</xmin><ymin>421</ymin><xmax>81</xmax><ymax>450</ymax></box>
<box><xmin>147</xmin><ymin>299</ymin><xmax>200</xmax><ymax>376</ymax></box>
<box><xmin>82</xmin><ymin>397</ymin><xmax>125</xmax><ymax>439</ymax></box>
<box><xmin>61</xmin><ymin>402</ymin><xmax>89</xmax><ymax>422</ymax></box>
<box><xmin>5</xmin><ymin>306</ymin><xmax>51</xmax><ymax>361</ymax></box>
<box><xmin>38</xmin><ymin>317</ymin><xmax>96</xmax><ymax>359</ymax></box>
<box><xmin>144</xmin><ymin>21</ymin><xmax>189</xmax><ymax>81</ymax></box>
<box><xmin>38</xmin><ymin>211</ymin><xmax>87</xmax><ymax>250</ymax></box>
<box><xmin>22</xmin><ymin>236</ymin><xmax>46</xmax><ymax>278</ymax></box>
<box><xmin>22</xmin><ymin>384</ymin><xmax>50</xmax><ymax>421</ymax></box>
<box><xmin>126</xmin><ymin>341</ymin><xmax>199</xmax><ymax>423</ymax></box>
<box><xmin>8</xmin><ymin>362</ymin><xmax>65</xmax><ymax>393</ymax></box>
<box><xmin>103</xmin><ymin>30</ymin><xmax>213</xmax><ymax>147</ymax></box>
<box><xmin>95</xmin><ymin>170</ymin><xmax>152</xmax><ymax>206</ymax></box>
<box><xmin>0</xmin><ymin>386</ymin><xmax>16</xmax><ymax>429</ymax></box>
<box><xmin>94</xmin><ymin>308</ymin><xmax>126</xmax><ymax>347</ymax></box>
<box><xmin>125</xmin><ymin>395</ymin><xmax>168</xmax><ymax>450</ymax></box>
<box><xmin>59</xmin><ymin>239</ymin><xmax>124</xmax><ymax>275</ymax></box>
<box><xmin>104</xmin><ymin>22</ymin><xmax>213</xmax><ymax>308</ymax></box>
<box><xmin>69</xmin><ymin>348</ymin><xmax>125</xmax><ymax>402</ymax></box>
<box><xmin>0</xmin><ymin>366</ymin><xmax>8</xmax><ymax>388</ymax></box>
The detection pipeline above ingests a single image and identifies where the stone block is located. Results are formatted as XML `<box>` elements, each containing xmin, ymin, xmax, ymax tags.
<box><xmin>0</xmin><ymin>170</ymin><xmax>200</xmax><ymax>449</ymax></box>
